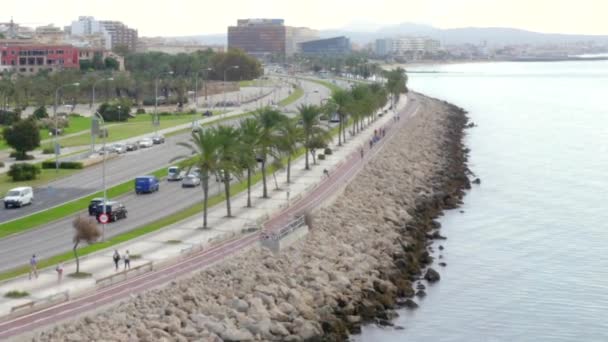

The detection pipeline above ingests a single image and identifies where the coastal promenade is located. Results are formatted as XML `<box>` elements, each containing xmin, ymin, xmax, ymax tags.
<box><xmin>0</xmin><ymin>94</ymin><xmax>415</xmax><ymax>340</ymax></box>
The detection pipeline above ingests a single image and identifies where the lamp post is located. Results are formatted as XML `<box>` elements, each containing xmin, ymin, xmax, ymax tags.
<box><xmin>91</xmin><ymin>77</ymin><xmax>113</xmax><ymax>153</ymax></box>
<box><xmin>154</xmin><ymin>71</ymin><xmax>174</xmax><ymax>136</ymax></box>
<box><xmin>54</xmin><ymin>82</ymin><xmax>80</xmax><ymax>173</ymax></box>
<box><xmin>223</xmin><ymin>65</ymin><xmax>239</xmax><ymax>116</ymax></box>
<box><xmin>93</xmin><ymin>111</ymin><xmax>108</xmax><ymax>241</ymax></box>
<box><xmin>195</xmin><ymin>67</ymin><xmax>213</xmax><ymax>109</ymax></box>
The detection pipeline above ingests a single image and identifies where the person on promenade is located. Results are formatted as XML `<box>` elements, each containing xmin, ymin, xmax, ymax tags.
<box><xmin>124</xmin><ymin>250</ymin><xmax>131</xmax><ymax>270</ymax></box>
<box><xmin>382</xmin><ymin>128</ymin><xmax>386</xmax><ymax>137</ymax></box>
<box><xmin>360</xmin><ymin>147</ymin><xmax>364</xmax><ymax>159</ymax></box>
<box><xmin>113</xmin><ymin>250</ymin><xmax>121</xmax><ymax>271</ymax></box>
<box><xmin>56</xmin><ymin>263</ymin><xmax>64</xmax><ymax>283</ymax></box>
<box><xmin>29</xmin><ymin>254</ymin><xmax>38</xmax><ymax>280</ymax></box>
<box><xmin>323</xmin><ymin>169</ymin><xmax>330</xmax><ymax>178</ymax></box>
<box><xmin>369</xmin><ymin>139</ymin><xmax>373</xmax><ymax>149</ymax></box>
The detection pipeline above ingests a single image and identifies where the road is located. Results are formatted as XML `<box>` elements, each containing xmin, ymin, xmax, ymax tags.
<box><xmin>0</xmin><ymin>79</ymin><xmax>332</xmax><ymax>272</ymax></box>
<box><xmin>0</xmin><ymin>79</ymin><xmax>328</xmax><ymax>224</ymax></box>
<box><xmin>0</xmin><ymin>92</ymin><xmax>419</xmax><ymax>340</ymax></box>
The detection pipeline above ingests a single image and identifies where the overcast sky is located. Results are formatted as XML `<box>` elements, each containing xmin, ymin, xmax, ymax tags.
<box><xmin>2</xmin><ymin>0</ymin><xmax>606</xmax><ymax>37</ymax></box>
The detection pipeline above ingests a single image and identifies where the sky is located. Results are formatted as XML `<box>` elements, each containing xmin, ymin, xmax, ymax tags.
<box><xmin>2</xmin><ymin>0</ymin><xmax>607</xmax><ymax>37</ymax></box>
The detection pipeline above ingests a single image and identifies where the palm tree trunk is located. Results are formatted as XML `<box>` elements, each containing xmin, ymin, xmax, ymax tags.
<box><xmin>73</xmin><ymin>242</ymin><xmax>80</xmax><ymax>274</ymax></box>
<box><xmin>338</xmin><ymin>117</ymin><xmax>343</xmax><ymax>146</ymax></box>
<box><xmin>202</xmin><ymin>174</ymin><xmax>209</xmax><ymax>228</ymax></box>
<box><xmin>262</xmin><ymin>160</ymin><xmax>268</xmax><ymax>198</ymax></box>
<box><xmin>224</xmin><ymin>171</ymin><xmax>231</xmax><ymax>217</ymax></box>
<box><xmin>287</xmin><ymin>157</ymin><xmax>291</xmax><ymax>183</ymax></box>
<box><xmin>305</xmin><ymin>140</ymin><xmax>310</xmax><ymax>170</ymax></box>
<box><xmin>247</xmin><ymin>167</ymin><xmax>252</xmax><ymax>208</ymax></box>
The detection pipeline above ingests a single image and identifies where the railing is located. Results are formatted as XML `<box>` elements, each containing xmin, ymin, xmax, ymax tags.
<box><xmin>262</xmin><ymin>215</ymin><xmax>306</xmax><ymax>241</ymax></box>
<box><xmin>95</xmin><ymin>261</ymin><xmax>153</xmax><ymax>289</ymax></box>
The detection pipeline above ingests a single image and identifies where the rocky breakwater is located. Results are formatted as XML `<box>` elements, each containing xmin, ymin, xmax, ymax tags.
<box><xmin>32</xmin><ymin>93</ymin><xmax>470</xmax><ymax>342</ymax></box>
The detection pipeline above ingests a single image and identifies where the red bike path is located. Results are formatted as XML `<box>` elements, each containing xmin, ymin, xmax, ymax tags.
<box><xmin>0</xmin><ymin>98</ymin><xmax>418</xmax><ymax>339</ymax></box>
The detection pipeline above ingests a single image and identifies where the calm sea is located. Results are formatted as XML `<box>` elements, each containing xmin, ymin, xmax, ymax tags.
<box><xmin>356</xmin><ymin>60</ymin><xmax>608</xmax><ymax>341</ymax></box>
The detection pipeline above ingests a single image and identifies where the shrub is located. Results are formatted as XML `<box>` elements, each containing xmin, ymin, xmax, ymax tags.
<box><xmin>9</xmin><ymin>152</ymin><xmax>34</xmax><ymax>160</ymax></box>
<box><xmin>33</xmin><ymin>106</ymin><xmax>49</xmax><ymax>119</ymax></box>
<box><xmin>42</xmin><ymin>147</ymin><xmax>54</xmax><ymax>154</ymax></box>
<box><xmin>136</xmin><ymin>108</ymin><xmax>146</xmax><ymax>114</ymax></box>
<box><xmin>324</xmin><ymin>148</ymin><xmax>332</xmax><ymax>155</ymax></box>
<box><xmin>5</xmin><ymin>290</ymin><xmax>29</xmax><ymax>298</ymax></box>
<box><xmin>318</xmin><ymin>154</ymin><xmax>325</xmax><ymax>160</ymax></box>
<box><xmin>98</xmin><ymin>99</ymin><xmax>132</xmax><ymax>122</ymax></box>
<box><xmin>0</xmin><ymin>110</ymin><xmax>20</xmax><ymax>125</ymax></box>
<box><xmin>38</xmin><ymin>117</ymin><xmax>69</xmax><ymax>131</ymax></box>
<box><xmin>8</xmin><ymin>163</ymin><xmax>40</xmax><ymax>181</ymax></box>
<box><xmin>0</xmin><ymin>161</ymin><xmax>4</xmax><ymax>167</ymax></box>
<box><xmin>41</xmin><ymin>161</ymin><xmax>83</xmax><ymax>169</ymax></box>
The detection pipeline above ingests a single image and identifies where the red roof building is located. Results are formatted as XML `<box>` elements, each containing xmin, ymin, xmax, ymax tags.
<box><xmin>0</xmin><ymin>43</ymin><xmax>79</xmax><ymax>75</ymax></box>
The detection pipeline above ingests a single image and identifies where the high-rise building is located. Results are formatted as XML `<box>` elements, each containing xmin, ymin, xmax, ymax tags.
<box><xmin>376</xmin><ymin>36</ymin><xmax>441</xmax><ymax>56</ymax></box>
<box><xmin>299</xmin><ymin>36</ymin><xmax>351</xmax><ymax>55</ymax></box>
<box><xmin>69</xmin><ymin>16</ymin><xmax>138</xmax><ymax>51</ymax></box>
<box><xmin>228</xmin><ymin>19</ymin><xmax>287</xmax><ymax>58</ymax></box>
<box><xmin>375</xmin><ymin>38</ymin><xmax>393</xmax><ymax>56</ymax></box>
<box><xmin>285</xmin><ymin>27</ymin><xmax>319</xmax><ymax>55</ymax></box>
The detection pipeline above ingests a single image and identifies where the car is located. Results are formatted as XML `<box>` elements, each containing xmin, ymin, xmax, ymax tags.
<box><xmin>4</xmin><ymin>186</ymin><xmax>33</xmax><ymax>209</ymax></box>
<box><xmin>203</xmin><ymin>110</ymin><xmax>213</xmax><ymax>117</ymax></box>
<box><xmin>139</xmin><ymin>138</ymin><xmax>153</xmax><ymax>148</ymax></box>
<box><xmin>192</xmin><ymin>125</ymin><xmax>202</xmax><ymax>133</ymax></box>
<box><xmin>135</xmin><ymin>175</ymin><xmax>160</xmax><ymax>194</ymax></box>
<box><xmin>215</xmin><ymin>170</ymin><xmax>234</xmax><ymax>183</ymax></box>
<box><xmin>125</xmin><ymin>142</ymin><xmax>139</xmax><ymax>151</ymax></box>
<box><xmin>181</xmin><ymin>174</ymin><xmax>201</xmax><ymax>188</ymax></box>
<box><xmin>88</xmin><ymin>197</ymin><xmax>107</xmax><ymax>215</ymax></box>
<box><xmin>167</xmin><ymin>166</ymin><xmax>183</xmax><ymax>181</ymax></box>
<box><xmin>97</xmin><ymin>146</ymin><xmax>115</xmax><ymax>155</ymax></box>
<box><xmin>152</xmin><ymin>135</ymin><xmax>165</xmax><ymax>144</ymax></box>
<box><xmin>96</xmin><ymin>201</ymin><xmax>127</xmax><ymax>223</ymax></box>
<box><xmin>111</xmin><ymin>143</ymin><xmax>127</xmax><ymax>154</ymax></box>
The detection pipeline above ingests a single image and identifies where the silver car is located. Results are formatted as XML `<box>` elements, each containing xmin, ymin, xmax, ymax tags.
<box><xmin>181</xmin><ymin>174</ymin><xmax>201</xmax><ymax>188</ymax></box>
<box><xmin>112</xmin><ymin>143</ymin><xmax>127</xmax><ymax>154</ymax></box>
<box><xmin>139</xmin><ymin>138</ymin><xmax>153</xmax><ymax>148</ymax></box>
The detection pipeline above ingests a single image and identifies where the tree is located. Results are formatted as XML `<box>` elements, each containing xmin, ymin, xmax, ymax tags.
<box><xmin>277</xmin><ymin>118</ymin><xmax>303</xmax><ymax>183</ymax></box>
<box><xmin>385</xmin><ymin>68</ymin><xmax>408</xmax><ymax>106</ymax></box>
<box><xmin>255</xmin><ymin>107</ymin><xmax>287</xmax><ymax>198</ymax></box>
<box><xmin>104</xmin><ymin>57</ymin><xmax>120</xmax><ymax>71</ymax></box>
<box><xmin>298</xmin><ymin>104</ymin><xmax>325</xmax><ymax>170</ymax></box>
<box><xmin>97</xmin><ymin>99</ymin><xmax>132</xmax><ymax>122</ymax></box>
<box><xmin>3</xmin><ymin>118</ymin><xmax>40</xmax><ymax>160</ymax></box>
<box><xmin>215</xmin><ymin>125</ymin><xmax>242</xmax><ymax>217</ymax></box>
<box><xmin>331</xmin><ymin>89</ymin><xmax>351</xmax><ymax>146</ymax></box>
<box><xmin>72</xmin><ymin>216</ymin><xmax>100</xmax><ymax>274</ymax></box>
<box><xmin>238</xmin><ymin>118</ymin><xmax>262</xmax><ymax>208</ymax></box>
<box><xmin>33</xmin><ymin>106</ymin><xmax>48</xmax><ymax>119</ymax></box>
<box><xmin>175</xmin><ymin>128</ymin><xmax>221</xmax><ymax>228</ymax></box>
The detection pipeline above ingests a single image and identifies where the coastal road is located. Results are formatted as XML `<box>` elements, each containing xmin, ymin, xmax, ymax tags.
<box><xmin>0</xmin><ymin>92</ymin><xmax>419</xmax><ymax>341</ymax></box>
<box><xmin>0</xmin><ymin>79</ymin><xmax>330</xmax><ymax>224</ymax></box>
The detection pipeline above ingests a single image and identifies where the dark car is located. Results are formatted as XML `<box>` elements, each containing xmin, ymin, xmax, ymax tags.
<box><xmin>125</xmin><ymin>142</ymin><xmax>139</xmax><ymax>151</ymax></box>
<box><xmin>88</xmin><ymin>197</ymin><xmax>106</xmax><ymax>216</ymax></box>
<box><xmin>203</xmin><ymin>110</ymin><xmax>213</xmax><ymax>117</ymax></box>
<box><xmin>96</xmin><ymin>201</ymin><xmax>127</xmax><ymax>223</ymax></box>
<box><xmin>152</xmin><ymin>135</ymin><xmax>165</xmax><ymax>144</ymax></box>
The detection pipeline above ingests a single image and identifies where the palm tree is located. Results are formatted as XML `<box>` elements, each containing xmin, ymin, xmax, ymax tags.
<box><xmin>238</xmin><ymin>118</ymin><xmax>261</xmax><ymax>208</ymax></box>
<box><xmin>298</xmin><ymin>104</ymin><xmax>324</xmax><ymax>170</ymax></box>
<box><xmin>331</xmin><ymin>89</ymin><xmax>351</xmax><ymax>146</ymax></box>
<box><xmin>255</xmin><ymin>107</ymin><xmax>287</xmax><ymax>198</ymax></box>
<box><xmin>175</xmin><ymin>128</ymin><xmax>221</xmax><ymax>228</ymax></box>
<box><xmin>277</xmin><ymin>118</ymin><xmax>304</xmax><ymax>183</ymax></box>
<box><xmin>215</xmin><ymin>125</ymin><xmax>242</xmax><ymax>217</ymax></box>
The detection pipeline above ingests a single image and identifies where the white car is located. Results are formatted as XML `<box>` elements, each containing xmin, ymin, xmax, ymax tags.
<box><xmin>4</xmin><ymin>186</ymin><xmax>34</xmax><ymax>209</ymax></box>
<box><xmin>111</xmin><ymin>143</ymin><xmax>127</xmax><ymax>154</ymax></box>
<box><xmin>181</xmin><ymin>174</ymin><xmax>201</xmax><ymax>188</ymax></box>
<box><xmin>139</xmin><ymin>138</ymin><xmax>154</xmax><ymax>148</ymax></box>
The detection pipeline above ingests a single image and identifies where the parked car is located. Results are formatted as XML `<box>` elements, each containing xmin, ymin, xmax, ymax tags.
<box><xmin>135</xmin><ymin>175</ymin><xmax>160</xmax><ymax>194</ymax></box>
<box><xmin>111</xmin><ymin>143</ymin><xmax>127</xmax><ymax>154</ymax></box>
<box><xmin>203</xmin><ymin>110</ymin><xmax>213</xmax><ymax>117</ymax></box>
<box><xmin>88</xmin><ymin>197</ymin><xmax>107</xmax><ymax>216</ymax></box>
<box><xmin>167</xmin><ymin>166</ymin><xmax>183</xmax><ymax>181</ymax></box>
<box><xmin>215</xmin><ymin>170</ymin><xmax>234</xmax><ymax>183</ymax></box>
<box><xmin>139</xmin><ymin>138</ymin><xmax>154</xmax><ymax>148</ymax></box>
<box><xmin>97</xmin><ymin>146</ymin><xmax>115</xmax><ymax>155</ymax></box>
<box><xmin>152</xmin><ymin>135</ymin><xmax>165</xmax><ymax>144</ymax></box>
<box><xmin>96</xmin><ymin>201</ymin><xmax>127</xmax><ymax>223</ymax></box>
<box><xmin>181</xmin><ymin>174</ymin><xmax>201</xmax><ymax>188</ymax></box>
<box><xmin>125</xmin><ymin>142</ymin><xmax>139</xmax><ymax>151</ymax></box>
<box><xmin>4</xmin><ymin>186</ymin><xmax>34</xmax><ymax>209</ymax></box>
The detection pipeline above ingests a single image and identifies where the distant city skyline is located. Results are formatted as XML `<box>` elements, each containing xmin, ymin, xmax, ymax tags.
<box><xmin>2</xmin><ymin>0</ymin><xmax>607</xmax><ymax>37</ymax></box>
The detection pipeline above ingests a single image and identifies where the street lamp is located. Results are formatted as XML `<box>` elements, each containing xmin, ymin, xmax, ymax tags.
<box><xmin>91</xmin><ymin>77</ymin><xmax>113</xmax><ymax>153</ymax></box>
<box><xmin>194</xmin><ymin>67</ymin><xmax>214</xmax><ymax>109</ymax></box>
<box><xmin>54</xmin><ymin>82</ymin><xmax>80</xmax><ymax>173</ymax></box>
<box><xmin>223</xmin><ymin>65</ymin><xmax>239</xmax><ymax>115</ymax></box>
<box><xmin>154</xmin><ymin>71</ymin><xmax>174</xmax><ymax>136</ymax></box>
<box><xmin>92</xmin><ymin>111</ymin><xmax>108</xmax><ymax>241</ymax></box>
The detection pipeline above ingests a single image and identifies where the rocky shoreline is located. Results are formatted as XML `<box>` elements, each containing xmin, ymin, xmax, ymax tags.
<box><xmin>30</xmin><ymin>93</ymin><xmax>470</xmax><ymax>342</ymax></box>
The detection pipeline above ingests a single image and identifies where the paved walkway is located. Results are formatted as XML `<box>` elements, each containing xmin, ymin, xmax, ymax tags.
<box><xmin>0</xmin><ymin>93</ymin><xmax>415</xmax><ymax>340</ymax></box>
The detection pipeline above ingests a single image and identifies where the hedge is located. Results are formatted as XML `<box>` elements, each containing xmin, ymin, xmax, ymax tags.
<box><xmin>41</xmin><ymin>161</ymin><xmax>84</xmax><ymax>169</ymax></box>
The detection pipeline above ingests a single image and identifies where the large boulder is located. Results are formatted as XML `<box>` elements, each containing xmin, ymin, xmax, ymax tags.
<box><xmin>424</xmin><ymin>268</ymin><xmax>441</xmax><ymax>283</ymax></box>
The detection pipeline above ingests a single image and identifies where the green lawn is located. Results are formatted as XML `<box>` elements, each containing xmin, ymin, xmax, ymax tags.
<box><xmin>0</xmin><ymin>167</ymin><xmax>80</xmax><ymax>198</ymax></box>
<box><xmin>39</xmin><ymin>116</ymin><xmax>93</xmax><ymax>139</ymax></box>
<box><xmin>279</xmin><ymin>87</ymin><xmax>304</xmax><ymax>107</ymax></box>
<box><xmin>306</xmin><ymin>78</ymin><xmax>341</xmax><ymax>93</ymax></box>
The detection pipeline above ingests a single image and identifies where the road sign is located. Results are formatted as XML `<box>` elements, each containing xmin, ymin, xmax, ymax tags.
<box><xmin>98</xmin><ymin>213</ymin><xmax>109</xmax><ymax>224</ymax></box>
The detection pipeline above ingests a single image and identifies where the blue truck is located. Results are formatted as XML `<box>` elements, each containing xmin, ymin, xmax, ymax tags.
<box><xmin>135</xmin><ymin>175</ymin><xmax>160</xmax><ymax>194</ymax></box>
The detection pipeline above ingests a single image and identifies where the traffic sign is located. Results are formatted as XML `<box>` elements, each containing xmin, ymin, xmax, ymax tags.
<box><xmin>99</xmin><ymin>213</ymin><xmax>109</xmax><ymax>224</ymax></box>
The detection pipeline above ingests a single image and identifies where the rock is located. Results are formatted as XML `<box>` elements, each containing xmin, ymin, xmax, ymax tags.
<box><xmin>270</xmin><ymin>321</ymin><xmax>290</xmax><ymax>336</ymax></box>
<box><xmin>395</xmin><ymin>325</ymin><xmax>405</xmax><ymax>330</ymax></box>
<box><xmin>377</xmin><ymin>319</ymin><xmax>394</xmax><ymax>327</ymax></box>
<box><xmin>472</xmin><ymin>178</ymin><xmax>481</xmax><ymax>185</ymax></box>
<box><xmin>65</xmin><ymin>333</ymin><xmax>83</xmax><ymax>342</ymax></box>
<box><xmin>403</xmin><ymin>299</ymin><xmax>419</xmax><ymax>309</ymax></box>
<box><xmin>346</xmin><ymin>315</ymin><xmax>361</xmax><ymax>324</ymax></box>
<box><xmin>424</xmin><ymin>268</ymin><xmax>441</xmax><ymax>283</ymax></box>
<box><xmin>438</xmin><ymin>245</ymin><xmax>444</xmax><ymax>250</ymax></box>
<box><xmin>416</xmin><ymin>283</ymin><xmax>426</xmax><ymax>290</ymax></box>
<box><xmin>243</xmin><ymin>317</ymin><xmax>271</xmax><ymax>338</ymax></box>
<box><xmin>230</xmin><ymin>298</ymin><xmax>249</xmax><ymax>313</ymax></box>
<box><xmin>439</xmin><ymin>262</ymin><xmax>447</xmax><ymax>267</ymax></box>
<box><xmin>220</xmin><ymin>327</ymin><xmax>255</xmax><ymax>341</ymax></box>
<box><xmin>416</xmin><ymin>290</ymin><xmax>427</xmax><ymax>297</ymax></box>
<box><xmin>294</xmin><ymin>320</ymin><xmax>321</xmax><ymax>340</ymax></box>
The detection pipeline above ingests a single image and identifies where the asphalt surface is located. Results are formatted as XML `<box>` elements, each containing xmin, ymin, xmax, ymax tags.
<box><xmin>0</xmin><ymin>78</ymin><xmax>324</xmax><ymax>224</ymax></box>
<box><xmin>0</xmin><ymin>79</ymin><xmax>332</xmax><ymax>272</ymax></box>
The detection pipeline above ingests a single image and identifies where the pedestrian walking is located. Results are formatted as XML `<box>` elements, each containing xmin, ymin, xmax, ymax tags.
<box><xmin>323</xmin><ymin>169</ymin><xmax>330</xmax><ymax>178</ymax></box>
<box><xmin>113</xmin><ymin>250</ymin><xmax>121</xmax><ymax>271</ymax></box>
<box><xmin>369</xmin><ymin>139</ymin><xmax>373</xmax><ymax>148</ymax></box>
<box><xmin>360</xmin><ymin>147</ymin><xmax>364</xmax><ymax>158</ymax></box>
<box><xmin>29</xmin><ymin>254</ymin><xmax>38</xmax><ymax>280</ymax></box>
<box><xmin>55</xmin><ymin>263</ymin><xmax>64</xmax><ymax>283</ymax></box>
<box><xmin>124</xmin><ymin>250</ymin><xmax>131</xmax><ymax>270</ymax></box>
<box><xmin>382</xmin><ymin>128</ymin><xmax>386</xmax><ymax>137</ymax></box>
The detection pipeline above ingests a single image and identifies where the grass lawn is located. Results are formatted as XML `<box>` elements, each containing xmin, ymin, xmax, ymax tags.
<box><xmin>39</xmin><ymin>116</ymin><xmax>93</xmax><ymax>139</ymax></box>
<box><xmin>279</xmin><ymin>87</ymin><xmax>304</xmax><ymax>107</ymax></box>
<box><xmin>0</xmin><ymin>168</ymin><xmax>79</xmax><ymax>197</ymax></box>
<box><xmin>306</xmin><ymin>78</ymin><xmax>341</xmax><ymax>93</ymax></box>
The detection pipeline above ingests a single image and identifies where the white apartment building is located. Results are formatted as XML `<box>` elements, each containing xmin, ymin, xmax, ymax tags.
<box><xmin>375</xmin><ymin>36</ymin><xmax>441</xmax><ymax>56</ymax></box>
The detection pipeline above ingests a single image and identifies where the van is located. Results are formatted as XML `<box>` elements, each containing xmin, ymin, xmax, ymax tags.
<box><xmin>135</xmin><ymin>176</ymin><xmax>160</xmax><ymax>194</ymax></box>
<box><xmin>167</xmin><ymin>166</ymin><xmax>183</xmax><ymax>181</ymax></box>
<box><xmin>4</xmin><ymin>186</ymin><xmax>34</xmax><ymax>209</ymax></box>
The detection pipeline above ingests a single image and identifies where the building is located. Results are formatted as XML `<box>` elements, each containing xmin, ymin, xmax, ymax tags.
<box><xmin>299</xmin><ymin>36</ymin><xmax>351</xmax><ymax>55</ymax></box>
<box><xmin>374</xmin><ymin>38</ymin><xmax>393</xmax><ymax>56</ymax></box>
<box><xmin>0</xmin><ymin>43</ymin><xmax>79</xmax><ymax>75</ymax></box>
<box><xmin>375</xmin><ymin>36</ymin><xmax>440</xmax><ymax>57</ymax></box>
<box><xmin>69</xmin><ymin>16</ymin><xmax>138</xmax><ymax>51</ymax></box>
<box><xmin>136</xmin><ymin>38</ymin><xmax>224</xmax><ymax>54</ymax></box>
<box><xmin>285</xmin><ymin>27</ymin><xmax>319</xmax><ymax>55</ymax></box>
<box><xmin>78</xmin><ymin>48</ymin><xmax>125</xmax><ymax>70</ymax></box>
<box><xmin>228</xmin><ymin>19</ymin><xmax>287</xmax><ymax>58</ymax></box>
<box><xmin>34</xmin><ymin>24</ymin><xmax>65</xmax><ymax>44</ymax></box>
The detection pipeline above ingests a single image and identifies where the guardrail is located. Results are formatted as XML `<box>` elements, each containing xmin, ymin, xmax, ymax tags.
<box><xmin>261</xmin><ymin>215</ymin><xmax>305</xmax><ymax>241</ymax></box>
<box><xmin>95</xmin><ymin>261</ymin><xmax>153</xmax><ymax>289</ymax></box>
<box><xmin>8</xmin><ymin>290</ymin><xmax>69</xmax><ymax>318</ymax></box>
